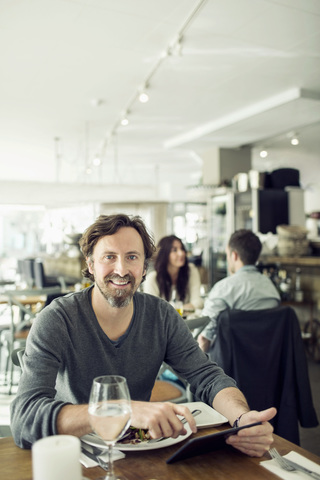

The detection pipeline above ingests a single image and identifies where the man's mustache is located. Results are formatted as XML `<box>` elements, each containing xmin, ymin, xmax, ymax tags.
<box><xmin>104</xmin><ymin>274</ymin><xmax>134</xmax><ymax>283</ymax></box>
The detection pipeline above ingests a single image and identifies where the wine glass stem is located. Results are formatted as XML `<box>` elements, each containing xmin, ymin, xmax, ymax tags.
<box><xmin>108</xmin><ymin>444</ymin><xmax>114</xmax><ymax>478</ymax></box>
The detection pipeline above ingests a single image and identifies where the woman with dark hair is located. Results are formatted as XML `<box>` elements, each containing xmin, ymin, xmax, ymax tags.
<box><xmin>144</xmin><ymin>235</ymin><xmax>203</xmax><ymax>311</ymax></box>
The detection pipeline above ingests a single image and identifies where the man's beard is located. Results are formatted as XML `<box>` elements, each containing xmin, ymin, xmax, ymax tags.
<box><xmin>96</xmin><ymin>273</ymin><xmax>137</xmax><ymax>308</ymax></box>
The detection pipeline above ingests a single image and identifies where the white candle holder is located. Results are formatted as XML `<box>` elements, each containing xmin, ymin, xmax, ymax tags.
<box><xmin>32</xmin><ymin>435</ymin><xmax>84</xmax><ymax>480</ymax></box>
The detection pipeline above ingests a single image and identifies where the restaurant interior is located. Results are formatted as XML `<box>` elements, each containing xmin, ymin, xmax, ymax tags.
<box><xmin>1</xmin><ymin>0</ymin><xmax>320</xmax><ymax>478</ymax></box>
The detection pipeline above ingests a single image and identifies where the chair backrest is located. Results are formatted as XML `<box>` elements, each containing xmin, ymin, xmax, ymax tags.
<box><xmin>22</xmin><ymin>258</ymin><xmax>35</xmax><ymax>288</ymax></box>
<box><xmin>34</xmin><ymin>258</ymin><xmax>61</xmax><ymax>288</ymax></box>
<box><xmin>11</xmin><ymin>347</ymin><xmax>25</xmax><ymax>371</ymax></box>
<box><xmin>34</xmin><ymin>258</ymin><xmax>46</xmax><ymax>288</ymax></box>
<box><xmin>210</xmin><ymin>306</ymin><xmax>318</xmax><ymax>444</ymax></box>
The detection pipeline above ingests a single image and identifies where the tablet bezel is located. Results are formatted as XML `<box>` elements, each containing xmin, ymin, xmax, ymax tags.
<box><xmin>166</xmin><ymin>421</ymin><xmax>262</xmax><ymax>464</ymax></box>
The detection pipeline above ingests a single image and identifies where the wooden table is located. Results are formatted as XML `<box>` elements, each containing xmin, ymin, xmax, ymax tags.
<box><xmin>1</xmin><ymin>426</ymin><xmax>320</xmax><ymax>480</ymax></box>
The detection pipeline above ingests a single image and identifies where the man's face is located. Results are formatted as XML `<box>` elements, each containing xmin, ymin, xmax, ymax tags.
<box><xmin>87</xmin><ymin>227</ymin><xmax>146</xmax><ymax>308</ymax></box>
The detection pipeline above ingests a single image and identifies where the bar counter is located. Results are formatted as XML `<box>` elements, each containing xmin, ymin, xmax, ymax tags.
<box><xmin>260</xmin><ymin>255</ymin><xmax>320</xmax><ymax>267</ymax></box>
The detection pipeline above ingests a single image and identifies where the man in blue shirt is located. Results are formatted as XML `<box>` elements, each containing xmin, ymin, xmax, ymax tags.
<box><xmin>198</xmin><ymin>229</ymin><xmax>280</xmax><ymax>353</ymax></box>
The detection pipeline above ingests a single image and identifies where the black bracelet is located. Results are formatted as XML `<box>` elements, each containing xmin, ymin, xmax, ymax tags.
<box><xmin>232</xmin><ymin>413</ymin><xmax>245</xmax><ymax>428</ymax></box>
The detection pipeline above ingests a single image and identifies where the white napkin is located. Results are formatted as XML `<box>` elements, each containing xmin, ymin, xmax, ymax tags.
<box><xmin>80</xmin><ymin>447</ymin><xmax>125</xmax><ymax>468</ymax></box>
<box><xmin>260</xmin><ymin>451</ymin><xmax>320</xmax><ymax>479</ymax></box>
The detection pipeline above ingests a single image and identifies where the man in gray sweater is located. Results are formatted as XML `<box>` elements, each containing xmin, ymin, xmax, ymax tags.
<box><xmin>10</xmin><ymin>214</ymin><xmax>276</xmax><ymax>454</ymax></box>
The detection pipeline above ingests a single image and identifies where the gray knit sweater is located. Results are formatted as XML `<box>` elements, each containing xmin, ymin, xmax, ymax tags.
<box><xmin>10</xmin><ymin>287</ymin><xmax>236</xmax><ymax>448</ymax></box>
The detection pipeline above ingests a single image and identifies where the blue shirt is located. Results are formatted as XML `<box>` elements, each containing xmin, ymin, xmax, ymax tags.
<box><xmin>201</xmin><ymin>265</ymin><xmax>280</xmax><ymax>342</ymax></box>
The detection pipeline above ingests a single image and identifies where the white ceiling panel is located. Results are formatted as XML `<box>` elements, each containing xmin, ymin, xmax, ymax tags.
<box><xmin>0</xmin><ymin>0</ymin><xmax>319</xmax><ymax>202</ymax></box>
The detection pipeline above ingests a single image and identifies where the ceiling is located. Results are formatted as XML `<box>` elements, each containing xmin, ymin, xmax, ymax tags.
<box><xmin>1</xmin><ymin>0</ymin><xmax>320</xmax><ymax>203</ymax></box>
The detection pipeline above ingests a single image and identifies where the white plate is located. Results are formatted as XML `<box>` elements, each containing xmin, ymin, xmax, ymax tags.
<box><xmin>81</xmin><ymin>402</ymin><xmax>227</xmax><ymax>452</ymax></box>
<box><xmin>180</xmin><ymin>401</ymin><xmax>228</xmax><ymax>429</ymax></box>
<box><xmin>81</xmin><ymin>424</ymin><xmax>192</xmax><ymax>451</ymax></box>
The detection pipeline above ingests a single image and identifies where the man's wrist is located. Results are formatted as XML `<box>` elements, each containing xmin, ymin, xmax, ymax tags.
<box><xmin>232</xmin><ymin>412</ymin><xmax>247</xmax><ymax>428</ymax></box>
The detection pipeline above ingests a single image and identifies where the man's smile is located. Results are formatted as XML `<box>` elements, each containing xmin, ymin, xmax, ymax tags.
<box><xmin>105</xmin><ymin>274</ymin><xmax>133</xmax><ymax>289</ymax></box>
<box><xmin>109</xmin><ymin>279</ymin><xmax>130</xmax><ymax>287</ymax></box>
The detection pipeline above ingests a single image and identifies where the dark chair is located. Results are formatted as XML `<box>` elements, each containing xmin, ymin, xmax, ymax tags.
<box><xmin>22</xmin><ymin>258</ymin><xmax>36</xmax><ymax>288</ymax></box>
<box><xmin>33</xmin><ymin>258</ymin><xmax>62</xmax><ymax>289</ymax></box>
<box><xmin>210</xmin><ymin>306</ymin><xmax>318</xmax><ymax>445</ymax></box>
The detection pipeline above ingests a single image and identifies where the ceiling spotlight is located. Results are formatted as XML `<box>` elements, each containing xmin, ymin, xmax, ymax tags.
<box><xmin>121</xmin><ymin>116</ymin><xmax>129</xmax><ymax>126</ymax></box>
<box><xmin>139</xmin><ymin>91</ymin><xmax>149</xmax><ymax>103</ymax></box>
<box><xmin>259</xmin><ymin>149</ymin><xmax>268</xmax><ymax>158</ymax></box>
<box><xmin>287</xmin><ymin>131</ymin><xmax>299</xmax><ymax>146</ymax></box>
<box><xmin>160</xmin><ymin>49</ymin><xmax>169</xmax><ymax>59</ymax></box>
<box><xmin>120</xmin><ymin>110</ymin><xmax>130</xmax><ymax>126</ymax></box>
<box><xmin>93</xmin><ymin>156</ymin><xmax>101</xmax><ymax>166</ymax></box>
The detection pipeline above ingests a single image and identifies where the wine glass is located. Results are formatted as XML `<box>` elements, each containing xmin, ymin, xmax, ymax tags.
<box><xmin>88</xmin><ymin>375</ymin><xmax>131</xmax><ymax>480</ymax></box>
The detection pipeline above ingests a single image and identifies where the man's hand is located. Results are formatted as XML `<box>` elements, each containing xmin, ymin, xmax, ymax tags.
<box><xmin>225</xmin><ymin>407</ymin><xmax>277</xmax><ymax>457</ymax></box>
<box><xmin>198</xmin><ymin>334</ymin><xmax>210</xmax><ymax>352</ymax></box>
<box><xmin>130</xmin><ymin>401</ymin><xmax>197</xmax><ymax>440</ymax></box>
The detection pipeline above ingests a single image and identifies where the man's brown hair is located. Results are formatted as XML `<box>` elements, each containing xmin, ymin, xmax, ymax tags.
<box><xmin>228</xmin><ymin>229</ymin><xmax>262</xmax><ymax>265</ymax></box>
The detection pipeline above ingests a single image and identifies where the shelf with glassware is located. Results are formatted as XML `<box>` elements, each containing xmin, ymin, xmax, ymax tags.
<box><xmin>258</xmin><ymin>257</ymin><xmax>320</xmax><ymax>362</ymax></box>
<box><xmin>208</xmin><ymin>186</ymin><xmax>305</xmax><ymax>245</ymax></box>
<box><xmin>207</xmin><ymin>185</ymin><xmax>305</xmax><ymax>287</ymax></box>
<box><xmin>260</xmin><ymin>255</ymin><xmax>320</xmax><ymax>267</ymax></box>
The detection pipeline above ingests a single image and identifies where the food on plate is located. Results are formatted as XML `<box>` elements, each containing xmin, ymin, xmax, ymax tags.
<box><xmin>117</xmin><ymin>426</ymin><xmax>151</xmax><ymax>444</ymax></box>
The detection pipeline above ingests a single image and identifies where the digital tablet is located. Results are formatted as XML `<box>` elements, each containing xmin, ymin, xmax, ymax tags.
<box><xmin>166</xmin><ymin>421</ymin><xmax>262</xmax><ymax>464</ymax></box>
